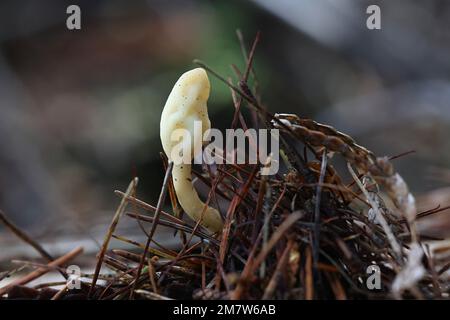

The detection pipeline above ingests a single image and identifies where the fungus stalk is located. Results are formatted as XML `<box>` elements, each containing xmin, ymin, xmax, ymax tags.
<box><xmin>160</xmin><ymin>68</ymin><xmax>223</xmax><ymax>233</ymax></box>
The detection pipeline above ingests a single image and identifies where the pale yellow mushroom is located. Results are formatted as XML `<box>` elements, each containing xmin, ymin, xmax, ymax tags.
<box><xmin>160</xmin><ymin>68</ymin><xmax>223</xmax><ymax>233</ymax></box>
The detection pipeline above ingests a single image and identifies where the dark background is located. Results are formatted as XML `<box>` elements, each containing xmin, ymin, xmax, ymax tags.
<box><xmin>0</xmin><ymin>0</ymin><xmax>449</xmax><ymax>262</ymax></box>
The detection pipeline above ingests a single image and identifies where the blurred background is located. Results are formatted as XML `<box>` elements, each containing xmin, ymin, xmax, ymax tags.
<box><xmin>0</xmin><ymin>0</ymin><xmax>449</xmax><ymax>263</ymax></box>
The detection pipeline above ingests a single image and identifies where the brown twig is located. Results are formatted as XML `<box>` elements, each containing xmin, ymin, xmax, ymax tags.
<box><xmin>88</xmin><ymin>177</ymin><xmax>138</xmax><ymax>298</ymax></box>
<box><xmin>0</xmin><ymin>209</ymin><xmax>66</xmax><ymax>279</ymax></box>
<box><xmin>0</xmin><ymin>246</ymin><xmax>83</xmax><ymax>297</ymax></box>
<box><xmin>129</xmin><ymin>162</ymin><xmax>173</xmax><ymax>298</ymax></box>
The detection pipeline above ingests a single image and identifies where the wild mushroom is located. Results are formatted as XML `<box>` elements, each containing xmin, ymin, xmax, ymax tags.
<box><xmin>160</xmin><ymin>68</ymin><xmax>223</xmax><ymax>233</ymax></box>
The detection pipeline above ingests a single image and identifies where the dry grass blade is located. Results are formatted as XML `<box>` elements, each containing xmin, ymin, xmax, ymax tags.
<box><xmin>0</xmin><ymin>209</ymin><xmax>67</xmax><ymax>279</ymax></box>
<box><xmin>88</xmin><ymin>177</ymin><xmax>138</xmax><ymax>298</ymax></box>
<box><xmin>262</xmin><ymin>240</ymin><xmax>293</xmax><ymax>299</ymax></box>
<box><xmin>0</xmin><ymin>246</ymin><xmax>83</xmax><ymax>297</ymax></box>
<box><xmin>130</xmin><ymin>162</ymin><xmax>173</xmax><ymax>298</ymax></box>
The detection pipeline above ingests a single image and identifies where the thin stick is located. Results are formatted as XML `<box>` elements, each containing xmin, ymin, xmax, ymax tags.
<box><xmin>125</xmin><ymin>212</ymin><xmax>218</xmax><ymax>245</ymax></box>
<box><xmin>236</xmin><ymin>29</ymin><xmax>261</xmax><ymax>98</ymax></box>
<box><xmin>252</xmin><ymin>212</ymin><xmax>302</xmax><ymax>272</ymax></box>
<box><xmin>0</xmin><ymin>246</ymin><xmax>83</xmax><ymax>296</ymax></box>
<box><xmin>0</xmin><ymin>266</ymin><xmax>26</xmax><ymax>282</ymax></box>
<box><xmin>157</xmin><ymin>184</ymin><xmax>219</xmax><ymax>285</ymax></box>
<box><xmin>262</xmin><ymin>240</ymin><xmax>293</xmax><ymax>299</ymax></box>
<box><xmin>161</xmin><ymin>152</ymin><xmax>186</xmax><ymax>245</ymax></box>
<box><xmin>313</xmin><ymin>150</ymin><xmax>327</xmax><ymax>287</ymax></box>
<box><xmin>135</xmin><ymin>289</ymin><xmax>173</xmax><ymax>300</ymax></box>
<box><xmin>129</xmin><ymin>162</ymin><xmax>173</xmax><ymax>298</ymax></box>
<box><xmin>88</xmin><ymin>177</ymin><xmax>138</xmax><ymax>298</ymax></box>
<box><xmin>0</xmin><ymin>210</ymin><xmax>61</xmax><ymax>274</ymax></box>
<box><xmin>242</xmin><ymin>31</ymin><xmax>260</xmax><ymax>85</ymax></box>
<box><xmin>347</xmin><ymin>163</ymin><xmax>402</xmax><ymax>257</ymax></box>
<box><xmin>50</xmin><ymin>283</ymin><xmax>69</xmax><ymax>300</ymax></box>
<box><xmin>305</xmin><ymin>246</ymin><xmax>314</xmax><ymax>300</ymax></box>
<box><xmin>230</xmin><ymin>187</ymin><xmax>286</xmax><ymax>299</ymax></box>
<box><xmin>114</xmin><ymin>191</ymin><xmax>185</xmax><ymax>225</ymax></box>
<box><xmin>231</xmin><ymin>31</ymin><xmax>261</xmax><ymax>129</ymax></box>
<box><xmin>147</xmin><ymin>258</ymin><xmax>159</xmax><ymax>294</ymax></box>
